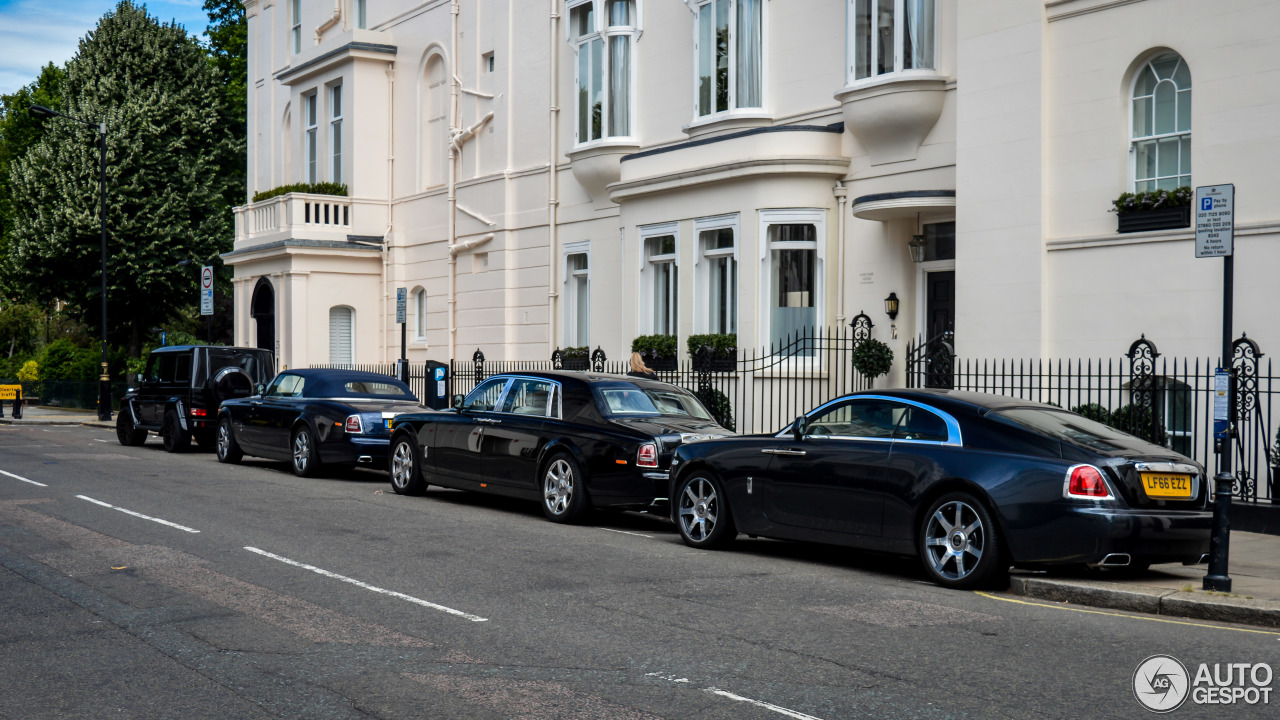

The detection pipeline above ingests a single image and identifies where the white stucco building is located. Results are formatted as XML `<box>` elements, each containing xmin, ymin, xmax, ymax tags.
<box><xmin>227</xmin><ymin>0</ymin><xmax>1280</xmax><ymax>379</ymax></box>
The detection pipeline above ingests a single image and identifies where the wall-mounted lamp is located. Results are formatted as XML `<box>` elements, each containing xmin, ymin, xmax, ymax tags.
<box><xmin>908</xmin><ymin>234</ymin><xmax>928</xmax><ymax>264</ymax></box>
<box><xmin>884</xmin><ymin>292</ymin><xmax>899</xmax><ymax>321</ymax></box>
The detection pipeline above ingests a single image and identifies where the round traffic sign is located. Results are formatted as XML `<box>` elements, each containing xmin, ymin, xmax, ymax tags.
<box><xmin>201</xmin><ymin>267</ymin><xmax>214</xmax><ymax>289</ymax></box>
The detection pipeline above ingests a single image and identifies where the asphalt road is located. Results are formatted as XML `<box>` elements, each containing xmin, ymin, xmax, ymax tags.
<box><xmin>1</xmin><ymin>423</ymin><xmax>1277</xmax><ymax>719</ymax></box>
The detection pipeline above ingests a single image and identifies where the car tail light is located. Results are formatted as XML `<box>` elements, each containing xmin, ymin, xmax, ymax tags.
<box><xmin>637</xmin><ymin>443</ymin><xmax>658</xmax><ymax>468</ymax></box>
<box><xmin>189</xmin><ymin>407</ymin><xmax>208</xmax><ymax>418</ymax></box>
<box><xmin>1064</xmin><ymin>464</ymin><xmax>1112</xmax><ymax>499</ymax></box>
<box><xmin>345</xmin><ymin>415</ymin><xmax>363</xmax><ymax>434</ymax></box>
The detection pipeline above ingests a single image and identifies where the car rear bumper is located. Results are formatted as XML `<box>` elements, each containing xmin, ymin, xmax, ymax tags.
<box><xmin>321</xmin><ymin>436</ymin><xmax>390</xmax><ymax>467</ymax></box>
<box><xmin>1005</xmin><ymin>506</ymin><xmax>1213</xmax><ymax>566</ymax></box>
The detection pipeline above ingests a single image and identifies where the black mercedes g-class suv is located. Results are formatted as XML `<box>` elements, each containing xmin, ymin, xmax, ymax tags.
<box><xmin>116</xmin><ymin>345</ymin><xmax>275</xmax><ymax>452</ymax></box>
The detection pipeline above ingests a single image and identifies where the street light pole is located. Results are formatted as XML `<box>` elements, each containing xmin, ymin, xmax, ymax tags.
<box><xmin>29</xmin><ymin>105</ymin><xmax>111</xmax><ymax>421</ymax></box>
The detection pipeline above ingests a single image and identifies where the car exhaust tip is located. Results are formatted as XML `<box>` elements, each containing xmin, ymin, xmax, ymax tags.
<box><xmin>1089</xmin><ymin>553</ymin><xmax>1131</xmax><ymax>568</ymax></box>
<box><xmin>357</xmin><ymin>456</ymin><xmax>373</xmax><ymax>464</ymax></box>
<box><xmin>1183</xmin><ymin>553</ymin><xmax>1210</xmax><ymax>566</ymax></box>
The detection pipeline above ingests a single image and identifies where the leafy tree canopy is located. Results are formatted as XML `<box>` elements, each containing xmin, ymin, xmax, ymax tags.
<box><xmin>5</xmin><ymin>1</ymin><xmax>236</xmax><ymax>354</ymax></box>
<box><xmin>0</xmin><ymin>63</ymin><xmax>66</xmax><ymax>289</ymax></box>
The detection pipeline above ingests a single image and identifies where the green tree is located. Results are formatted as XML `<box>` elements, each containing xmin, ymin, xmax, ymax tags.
<box><xmin>203</xmin><ymin>0</ymin><xmax>247</xmax><ymax>210</ymax></box>
<box><xmin>0</xmin><ymin>63</ymin><xmax>66</xmax><ymax>291</ymax></box>
<box><xmin>5</xmin><ymin>1</ymin><xmax>235</xmax><ymax>356</ymax></box>
<box><xmin>0</xmin><ymin>301</ymin><xmax>43</xmax><ymax>358</ymax></box>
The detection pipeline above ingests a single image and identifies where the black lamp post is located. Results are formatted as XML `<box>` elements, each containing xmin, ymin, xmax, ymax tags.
<box><xmin>30</xmin><ymin>104</ymin><xmax>111</xmax><ymax>421</ymax></box>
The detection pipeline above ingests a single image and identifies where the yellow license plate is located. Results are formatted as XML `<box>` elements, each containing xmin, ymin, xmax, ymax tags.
<box><xmin>1141</xmin><ymin>473</ymin><xmax>1192</xmax><ymax>498</ymax></box>
<box><xmin>385</xmin><ymin>419</ymin><xmax>393</xmax><ymax>429</ymax></box>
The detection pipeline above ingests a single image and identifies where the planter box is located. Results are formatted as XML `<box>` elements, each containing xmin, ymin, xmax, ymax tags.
<box><xmin>1117</xmin><ymin>205</ymin><xmax>1190</xmax><ymax>234</ymax></box>
<box><xmin>647</xmin><ymin>356</ymin><xmax>677</xmax><ymax>371</ymax></box>
<box><xmin>693</xmin><ymin>350</ymin><xmax>737</xmax><ymax>372</ymax></box>
<box><xmin>560</xmin><ymin>358</ymin><xmax>589</xmax><ymax>371</ymax></box>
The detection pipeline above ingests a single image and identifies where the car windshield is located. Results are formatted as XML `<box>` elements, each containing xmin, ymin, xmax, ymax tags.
<box><xmin>992</xmin><ymin>407</ymin><xmax>1135</xmax><ymax>453</ymax></box>
<box><xmin>594</xmin><ymin>383</ymin><xmax>713</xmax><ymax>420</ymax></box>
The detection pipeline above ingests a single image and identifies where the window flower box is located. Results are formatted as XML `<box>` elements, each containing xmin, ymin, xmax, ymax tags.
<box><xmin>1112</xmin><ymin>187</ymin><xmax>1192</xmax><ymax>234</ymax></box>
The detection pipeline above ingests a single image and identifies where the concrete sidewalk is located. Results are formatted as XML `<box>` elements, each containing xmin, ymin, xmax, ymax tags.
<box><xmin>0</xmin><ymin>405</ymin><xmax>114</xmax><ymax>428</ymax></box>
<box><xmin>1008</xmin><ymin>531</ymin><xmax>1280</xmax><ymax>628</ymax></box>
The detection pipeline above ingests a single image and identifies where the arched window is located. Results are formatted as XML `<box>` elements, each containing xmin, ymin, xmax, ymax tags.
<box><xmin>412</xmin><ymin>287</ymin><xmax>427</xmax><ymax>341</ymax></box>
<box><xmin>423</xmin><ymin>53</ymin><xmax>448</xmax><ymax>189</ymax></box>
<box><xmin>1131</xmin><ymin>52</ymin><xmax>1191</xmax><ymax>192</ymax></box>
<box><xmin>329</xmin><ymin>306</ymin><xmax>354</xmax><ymax>365</ymax></box>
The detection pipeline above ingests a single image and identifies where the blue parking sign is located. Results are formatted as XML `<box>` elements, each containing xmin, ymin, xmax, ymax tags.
<box><xmin>1201</xmin><ymin>196</ymin><xmax>1213</xmax><ymax>211</ymax></box>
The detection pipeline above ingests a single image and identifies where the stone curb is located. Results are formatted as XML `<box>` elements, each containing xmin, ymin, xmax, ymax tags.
<box><xmin>1009</xmin><ymin>576</ymin><xmax>1280</xmax><ymax>628</ymax></box>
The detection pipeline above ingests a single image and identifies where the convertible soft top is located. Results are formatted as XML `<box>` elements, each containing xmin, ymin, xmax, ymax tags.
<box><xmin>286</xmin><ymin>369</ymin><xmax>416</xmax><ymax>400</ymax></box>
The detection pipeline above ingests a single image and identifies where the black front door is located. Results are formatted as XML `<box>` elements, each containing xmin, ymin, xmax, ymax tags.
<box><xmin>925</xmin><ymin>270</ymin><xmax>954</xmax><ymax>339</ymax></box>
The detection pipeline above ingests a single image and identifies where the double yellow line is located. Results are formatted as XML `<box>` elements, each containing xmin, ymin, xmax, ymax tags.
<box><xmin>975</xmin><ymin>591</ymin><xmax>1280</xmax><ymax>637</ymax></box>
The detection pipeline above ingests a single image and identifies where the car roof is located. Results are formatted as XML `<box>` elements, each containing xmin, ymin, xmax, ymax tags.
<box><xmin>150</xmin><ymin>345</ymin><xmax>269</xmax><ymax>354</ymax></box>
<box><xmin>846</xmin><ymin>388</ymin><xmax>1059</xmax><ymax>415</ymax></box>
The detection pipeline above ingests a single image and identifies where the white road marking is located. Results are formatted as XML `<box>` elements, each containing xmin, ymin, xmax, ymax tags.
<box><xmin>644</xmin><ymin>672</ymin><xmax>690</xmax><ymax>683</ymax></box>
<box><xmin>243</xmin><ymin>546</ymin><xmax>488</xmax><ymax>623</ymax></box>
<box><xmin>705</xmin><ymin>688</ymin><xmax>827</xmax><ymax>720</ymax></box>
<box><xmin>76</xmin><ymin>495</ymin><xmax>201</xmax><ymax>534</ymax></box>
<box><xmin>0</xmin><ymin>469</ymin><xmax>47</xmax><ymax>487</ymax></box>
<box><xmin>93</xmin><ymin>439</ymin><xmax>110</xmax><ymax>443</ymax></box>
<box><xmin>600</xmin><ymin>527</ymin><xmax>654</xmax><ymax>539</ymax></box>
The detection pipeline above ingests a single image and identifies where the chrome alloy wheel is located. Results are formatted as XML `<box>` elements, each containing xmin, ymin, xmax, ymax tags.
<box><xmin>391</xmin><ymin>441</ymin><xmax>415</xmax><ymax>490</ymax></box>
<box><xmin>216</xmin><ymin>422</ymin><xmax>231</xmax><ymax>459</ymax></box>
<box><xmin>923</xmin><ymin>500</ymin><xmax>985</xmax><ymax>582</ymax></box>
<box><xmin>678</xmin><ymin>477</ymin><xmax>719</xmax><ymax>542</ymax></box>
<box><xmin>292</xmin><ymin>431</ymin><xmax>311</xmax><ymax>473</ymax></box>
<box><xmin>543</xmin><ymin>458</ymin><xmax>574</xmax><ymax>516</ymax></box>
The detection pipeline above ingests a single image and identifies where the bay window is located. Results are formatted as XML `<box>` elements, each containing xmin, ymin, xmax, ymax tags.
<box><xmin>569</xmin><ymin>1</ymin><xmax>636</xmax><ymax>145</ymax></box>
<box><xmin>304</xmin><ymin>92</ymin><xmax>317</xmax><ymax>183</ymax></box>
<box><xmin>761</xmin><ymin>211</ymin><xmax>824</xmax><ymax>355</ymax></box>
<box><xmin>698</xmin><ymin>220</ymin><xmax>737</xmax><ymax>335</ymax></box>
<box><xmin>695</xmin><ymin>0</ymin><xmax>763</xmax><ymax>117</ymax></box>
<box><xmin>848</xmin><ymin>0</ymin><xmax>935</xmax><ymax>83</ymax></box>
<box><xmin>641</xmin><ymin>228</ymin><xmax>678</xmax><ymax>335</ymax></box>
<box><xmin>329</xmin><ymin>83</ymin><xmax>343</xmax><ymax>183</ymax></box>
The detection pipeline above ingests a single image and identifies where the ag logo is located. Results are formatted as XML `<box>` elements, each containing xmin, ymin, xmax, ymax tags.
<box><xmin>1134</xmin><ymin>655</ymin><xmax>1191</xmax><ymax>712</ymax></box>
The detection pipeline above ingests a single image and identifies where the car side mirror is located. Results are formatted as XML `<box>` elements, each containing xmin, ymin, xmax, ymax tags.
<box><xmin>255</xmin><ymin>383</ymin><xmax>266</xmax><ymax>396</ymax></box>
<box><xmin>132</xmin><ymin>373</ymin><xmax>144</xmax><ymax>385</ymax></box>
<box><xmin>452</xmin><ymin>394</ymin><xmax>464</xmax><ymax>408</ymax></box>
<box><xmin>792</xmin><ymin>415</ymin><xmax>808</xmax><ymax>443</ymax></box>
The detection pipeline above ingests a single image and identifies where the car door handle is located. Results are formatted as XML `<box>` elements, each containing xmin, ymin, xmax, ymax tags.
<box><xmin>761</xmin><ymin>448</ymin><xmax>806</xmax><ymax>456</ymax></box>
<box><xmin>250</xmin><ymin>401</ymin><xmax>262</xmax><ymax>407</ymax></box>
<box><xmin>476</xmin><ymin>418</ymin><xmax>501</xmax><ymax>424</ymax></box>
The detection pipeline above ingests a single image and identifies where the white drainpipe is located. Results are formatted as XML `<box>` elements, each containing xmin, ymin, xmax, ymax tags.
<box><xmin>315</xmin><ymin>0</ymin><xmax>341</xmax><ymax>44</ymax></box>
<box><xmin>547</xmin><ymin>0</ymin><xmax>561</xmax><ymax>357</ymax></box>
<box><xmin>834</xmin><ymin>180</ymin><xmax>847</xmax><ymax>326</ymax></box>
<box><xmin>383</xmin><ymin>63</ymin><xmax>395</xmax><ymax>363</ymax></box>
<box><xmin>447</xmin><ymin>0</ymin><xmax>461</xmax><ymax>361</ymax></box>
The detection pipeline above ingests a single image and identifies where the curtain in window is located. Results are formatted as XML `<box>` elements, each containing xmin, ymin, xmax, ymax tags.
<box><xmin>904</xmin><ymin>0</ymin><xmax>934</xmax><ymax>70</ymax></box>
<box><xmin>697</xmin><ymin>3</ymin><xmax>715</xmax><ymax>115</ymax></box>
<box><xmin>329</xmin><ymin>307</ymin><xmax>354</xmax><ymax>365</ymax></box>
<box><xmin>735</xmin><ymin>0</ymin><xmax>762</xmax><ymax>109</ymax></box>
<box><xmin>609</xmin><ymin>35</ymin><xmax>631</xmax><ymax>136</ymax></box>
<box><xmin>853</xmin><ymin>0</ymin><xmax>871</xmax><ymax>80</ymax></box>
<box><xmin>875</xmin><ymin>0</ymin><xmax>893</xmax><ymax>76</ymax></box>
<box><xmin>414</xmin><ymin>290</ymin><xmax>427</xmax><ymax>339</ymax></box>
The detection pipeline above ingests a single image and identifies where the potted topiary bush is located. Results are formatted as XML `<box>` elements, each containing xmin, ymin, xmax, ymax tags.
<box><xmin>687</xmin><ymin>333</ymin><xmax>737</xmax><ymax>372</ymax></box>
<box><xmin>851</xmin><ymin>338</ymin><xmax>894</xmax><ymax>384</ymax></box>
<box><xmin>631</xmin><ymin>335</ymin><xmax>677</xmax><ymax>371</ymax></box>
<box><xmin>695</xmin><ymin>386</ymin><xmax>735</xmax><ymax>432</ymax></box>
<box><xmin>1112</xmin><ymin>186</ymin><xmax>1192</xmax><ymax>234</ymax></box>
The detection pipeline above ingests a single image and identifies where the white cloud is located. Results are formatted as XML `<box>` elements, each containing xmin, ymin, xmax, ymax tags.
<box><xmin>0</xmin><ymin>0</ymin><xmax>211</xmax><ymax>95</ymax></box>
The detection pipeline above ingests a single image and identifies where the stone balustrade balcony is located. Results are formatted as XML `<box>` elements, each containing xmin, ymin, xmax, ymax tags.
<box><xmin>232</xmin><ymin>193</ymin><xmax>388</xmax><ymax>249</ymax></box>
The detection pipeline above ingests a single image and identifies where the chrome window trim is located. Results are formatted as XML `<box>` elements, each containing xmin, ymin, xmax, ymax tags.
<box><xmin>462</xmin><ymin>376</ymin><xmax>514</xmax><ymax>413</ymax></box>
<box><xmin>490</xmin><ymin>375</ymin><xmax>564</xmax><ymax>420</ymax></box>
<box><xmin>775</xmin><ymin>394</ymin><xmax>963</xmax><ymax>447</ymax></box>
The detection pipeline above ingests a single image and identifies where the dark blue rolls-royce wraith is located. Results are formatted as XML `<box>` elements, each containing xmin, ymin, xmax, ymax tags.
<box><xmin>667</xmin><ymin>389</ymin><xmax>1213</xmax><ymax>589</ymax></box>
<box><xmin>216</xmin><ymin>369</ymin><xmax>423</xmax><ymax>476</ymax></box>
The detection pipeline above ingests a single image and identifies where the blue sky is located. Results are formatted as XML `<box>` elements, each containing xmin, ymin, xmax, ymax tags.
<box><xmin>0</xmin><ymin>0</ymin><xmax>211</xmax><ymax>96</ymax></box>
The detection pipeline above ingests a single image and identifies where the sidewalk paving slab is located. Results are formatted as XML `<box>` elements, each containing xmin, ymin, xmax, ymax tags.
<box><xmin>1007</xmin><ymin>530</ymin><xmax>1280</xmax><ymax>628</ymax></box>
<box><xmin>0</xmin><ymin>405</ymin><xmax>114</xmax><ymax>428</ymax></box>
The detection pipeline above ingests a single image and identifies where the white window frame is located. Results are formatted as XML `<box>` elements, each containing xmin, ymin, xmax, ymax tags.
<box><xmin>638</xmin><ymin>222</ymin><xmax>679</xmax><ymax>336</ymax></box>
<box><xmin>328</xmin><ymin>82</ymin><xmax>343</xmax><ymax>183</ymax></box>
<box><xmin>567</xmin><ymin>0</ymin><xmax>639</xmax><ymax>147</ymax></box>
<box><xmin>691</xmin><ymin>0</ymin><xmax>766</xmax><ymax>122</ymax></box>
<box><xmin>758</xmin><ymin>209</ymin><xmax>826</xmax><ymax>362</ymax></box>
<box><xmin>413</xmin><ymin>287</ymin><xmax>427</xmax><ymax>342</ymax></box>
<box><xmin>694</xmin><ymin>214</ymin><xmax>739</xmax><ymax>335</ymax></box>
<box><xmin>291</xmin><ymin>0</ymin><xmax>302</xmax><ymax>55</ymax></box>
<box><xmin>354</xmin><ymin>0</ymin><xmax>367</xmax><ymax>29</ymax></box>
<box><xmin>845</xmin><ymin>0</ymin><xmax>938</xmax><ymax>86</ymax></box>
<box><xmin>329</xmin><ymin>305</ymin><xmax>355</xmax><ymax>365</ymax></box>
<box><xmin>1128</xmin><ymin>52</ymin><xmax>1191</xmax><ymax>193</ymax></box>
<box><xmin>304</xmin><ymin>91</ymin><xmax>318</xmax><ymax>183</ymax></box>
<box><xmin>563</xmin><ymin>241</ymin><xmax>591</xmax><ymax>347</ymax></box>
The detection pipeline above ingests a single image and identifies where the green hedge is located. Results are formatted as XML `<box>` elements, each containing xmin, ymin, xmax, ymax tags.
<box><xmin>1111</xmin><ymin>186</ymin><xmax>1192</xmax><ymax>213</ymax></box>
<box><xmin>561</xmin><ymin>346</ymin><xmax>589</xmax><ymax>360</ymax></box>
<box><xmin>686</xmin><ymin>333</ymin><xmax>737</xmax><ymax>357</ymax></box>
<box><xmin>252</xmin><ymin>182</ymin><xmax>349</xmax><ymax>203</ymax></box>
<box><xmin>631</xmin><ymin>334</ymin><xmax>677</xmax><ymax>360</ymax></box>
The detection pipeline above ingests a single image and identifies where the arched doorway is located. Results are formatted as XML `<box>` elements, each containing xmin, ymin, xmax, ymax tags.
<box><xmin>250</xmin><ymin>277</ymin><xmax>275</xmax><ymax>354</ymax></box>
